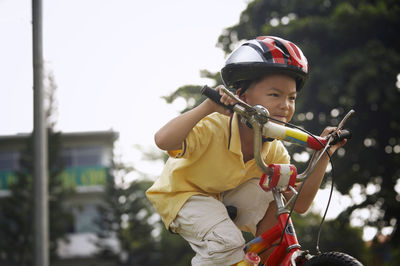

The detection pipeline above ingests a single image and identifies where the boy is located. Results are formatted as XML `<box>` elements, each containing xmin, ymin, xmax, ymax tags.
<box><xmin>146</xmin><ymin>36</ymin><xmax>346</xmax><ymax>265</ymax></box>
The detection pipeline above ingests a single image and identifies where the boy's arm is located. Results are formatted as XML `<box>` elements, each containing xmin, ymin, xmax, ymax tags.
<box><xmin>286</xmin><ymin>127</ymin><xmax>347</xmax><ymax>213</ymax></box>
<box><xmin>154</xmin><ymin>86</ymin><xmax>235</xmax><ymax>151</ymax></box>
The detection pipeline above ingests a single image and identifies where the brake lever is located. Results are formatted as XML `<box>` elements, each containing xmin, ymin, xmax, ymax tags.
<box><xmin>337</xmin><ymin>109</ymin><xmax>355</xmax><ymax>130</ymax></box>
<box><xmin>326</xmin><ymin>109</ymin><xmax>355</xmax><ymax>142</ymax></box>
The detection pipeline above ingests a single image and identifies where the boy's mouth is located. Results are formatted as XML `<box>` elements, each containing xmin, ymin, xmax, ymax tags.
<box><xmin>271</xmin><ymin>115</ymin><xmax>287</xmax><ymax>122</ymax></box>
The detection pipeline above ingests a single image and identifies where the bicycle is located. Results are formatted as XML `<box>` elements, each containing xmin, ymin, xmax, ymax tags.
<box><xmin>201</xmin><ymin>85</ymin><xmax>363</xmax><ymax>266</ymax></box>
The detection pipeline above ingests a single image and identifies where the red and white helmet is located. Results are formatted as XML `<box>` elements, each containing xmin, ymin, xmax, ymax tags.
<box><xmin>221</xmin><ymin>36</ymin><xmax>309</xmax><ymax>92</ymax></box>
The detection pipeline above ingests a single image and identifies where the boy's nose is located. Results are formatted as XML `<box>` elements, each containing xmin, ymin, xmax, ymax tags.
<box><xmin>279</xmin><ymin>99</ymin><xmax>290</xmax><ymax>109</ymax></box>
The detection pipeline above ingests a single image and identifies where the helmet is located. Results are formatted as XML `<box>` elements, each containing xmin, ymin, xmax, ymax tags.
<box><xmin>221</xmin><ymin>36</ymin><xmax>309</xmax><ymax>93</ymax></box>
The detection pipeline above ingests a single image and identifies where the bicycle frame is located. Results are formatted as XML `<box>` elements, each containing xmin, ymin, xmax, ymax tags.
<box><xmin>244</xmin><ymin>189</ymin><xmax>305</xmax><ymax>266</ymax></box>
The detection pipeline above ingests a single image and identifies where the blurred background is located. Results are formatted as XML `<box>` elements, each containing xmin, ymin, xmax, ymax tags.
<box><xmin>0</xmin><ymin>0</ymin><xmax>399</xmax><ymax>265</ymax></box>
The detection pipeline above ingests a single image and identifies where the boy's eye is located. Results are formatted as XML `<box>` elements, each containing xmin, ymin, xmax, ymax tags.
<box><xmin>289</xmin><ymin>96</ymin><xmax>297</xmax><ymax>101</ymax></box>
<box><xmin>268</xmin><ymin>93</ymin><xmax>279</xmax><ymax>97</ymax></box>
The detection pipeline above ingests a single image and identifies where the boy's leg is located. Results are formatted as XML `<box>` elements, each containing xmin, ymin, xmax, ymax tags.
<box><xmin>222</xmin><ymin>178</ymin><xmax>279</xmax><ymax>263</ymax></box>
<box><xmin>170</xmin><ymin>194</ymin><xmax>245</xmax><ymax>266</ymax></box>
<box><xmin>255</xmin><ymin>203</ymin><xmax>279</xmax><ymax>262</ymax></box>
<box><xmin>222</xmin><ymin>178</ymin><xmax>274</xmax><ymax>236</ymax></box>
<box><xmin>256</xmin><ymin>202</ymin><xmax>278</xmax><ymax>236</ymax></box>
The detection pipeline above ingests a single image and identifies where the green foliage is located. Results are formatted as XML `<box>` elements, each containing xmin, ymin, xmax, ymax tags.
<box><xmin>0</xmin><ymin>130</ymin><xmax>74</xmax><ymax>266</ymax></box>
<box><xmin>96</xmin><ymin>159</ymin><xmax>193</xmax><ymax>265</ymax></box>
<box><xmin>200</xmin><ymin>69</ymin><xmax>223</xmax><ymax>86</ymax></box>
<box><xmin>292</xmin><ymin>212</ymin><xmax>369</xmax><ymax>263</ymax></box>
<box><xmin>152</xmin><ymin>229</ymin><xmax>194</xmax><ymax>266</ymax></box>
<box><xmin>161</xmin><ymin>70</ymin><xmax>221</xmax><ymax>114</ymax></box>
<box><xmin>96</xmin><ymin>161</ymin><xmax>157</xmax><ymax>265</ymax></box>
<box><xmin>162</xmin><ymin>84</ymin><xmax>206</xmax><ymax>113</ymax></box>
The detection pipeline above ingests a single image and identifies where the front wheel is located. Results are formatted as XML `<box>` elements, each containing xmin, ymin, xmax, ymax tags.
<box><xmin>302</xmin><ymin>251</ymin><xmax>363</xmax><ymax>266</ymax></box>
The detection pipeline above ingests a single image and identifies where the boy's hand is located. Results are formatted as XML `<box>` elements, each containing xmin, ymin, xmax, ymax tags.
<box><xmin>204</xmin><ymin>85</ymin><xmax>237</xmax><ymax>116</ymax></box>
<box><xmin>320</xmin><ymin>127</ymin><xmax>347</xmax><ymax>155</ymax></box>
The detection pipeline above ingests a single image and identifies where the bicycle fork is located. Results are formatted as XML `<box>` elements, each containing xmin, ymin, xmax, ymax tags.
<box><xmin>244</xmin><ymin>189</ymin><xmax>304</xmax><ymax>266</ymax></box>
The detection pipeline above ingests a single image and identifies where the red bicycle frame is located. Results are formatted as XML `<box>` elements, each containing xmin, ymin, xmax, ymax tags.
<box><xmin>244</xmin><ymin>210</ymin><xmax>303</xmax><ymax>266</ymax></box>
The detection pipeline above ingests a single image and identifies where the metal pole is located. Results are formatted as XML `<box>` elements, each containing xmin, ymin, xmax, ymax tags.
<box><xmin>32</xmin><ymin>0</ymin><xmax>49</xmax><ymax>265</ymax></box>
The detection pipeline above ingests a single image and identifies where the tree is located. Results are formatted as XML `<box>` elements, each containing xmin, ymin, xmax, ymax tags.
<box><xmin>291</xmin><ymin>212</ymin><xmax>369</xmax><ymax>263</ymax></box>
<box><xmin>0</xmin><ymin>132</ymin><xmax>74</xmax><ymax>266</ymax></box>
<box><xmin>96</xmin><ymin>146</ymin><xmax>194</xmax><ymax>266</ymax></box>
<box><xmin>96</xmin><ymin>160</ymin><xmax>159</xmax><ymax>265</ymax></box>
<box><xmin>0</xmin><ymin>71</ymin><xmax>74</xmax><ymax>265</ymax></box>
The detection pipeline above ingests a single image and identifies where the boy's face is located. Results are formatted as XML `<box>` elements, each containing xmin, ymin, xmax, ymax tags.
<box><xmin>240</xmin><ymin>74</ymin><xmax>296</xmax><ymax>123</ymax></box>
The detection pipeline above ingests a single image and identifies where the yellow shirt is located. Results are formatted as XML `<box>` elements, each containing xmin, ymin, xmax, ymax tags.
<box><xmin>146</xmin><ymin>112</ymin><xmax>290</xmax><ymax>228</ymax></box>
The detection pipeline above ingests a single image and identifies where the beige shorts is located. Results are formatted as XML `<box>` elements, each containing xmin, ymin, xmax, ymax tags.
<box><xmin>169</xmin><ymin>178</ymin><xmax>274</xmax><ymax>266</ymax></box>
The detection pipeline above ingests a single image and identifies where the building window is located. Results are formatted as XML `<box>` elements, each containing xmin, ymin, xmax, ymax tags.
<box><xmin>0</xmin><ymin>151</ymin><xmax>19</xmax><ymax>171</ymax></box>
<box><xmin>72</xmin><ymin>204</ymin><xmax>102</xmax><ymax>233</ymax></box>
<box><xmin>61</xmin><ymin>146</ymin><xmax>103</xmax><ymax>167</ymax></box>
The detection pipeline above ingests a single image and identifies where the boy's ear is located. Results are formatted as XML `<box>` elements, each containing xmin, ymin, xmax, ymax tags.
<box><xmin>236</xmin><ymin>88</ymin><xmax>247</xmax><ymax>101</ymax></box>
<box><xmin>236</xmin><ymin>88</ymin><xmax>242</xmax><ymax>96</ymax></box>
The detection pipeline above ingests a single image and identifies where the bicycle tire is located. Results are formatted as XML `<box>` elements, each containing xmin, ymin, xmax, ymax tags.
<box><xmin>302</xmin><ymin>251</ymin><xmax>363</xmax><ymax>266</ymax></box>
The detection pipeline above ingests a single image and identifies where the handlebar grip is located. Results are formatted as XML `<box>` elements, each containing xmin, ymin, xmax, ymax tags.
<box><xmin>201</xmin><ymin>85</ymin><xmax>234</xmax><ymax>111</ymax></box>
<box><xmin>330</xmin><ymin>129</ymin><xmax>352</xmax><ymax>145</ymax></box>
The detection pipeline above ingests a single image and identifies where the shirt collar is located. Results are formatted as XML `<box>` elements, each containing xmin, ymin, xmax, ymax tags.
<box><xmin>228</xmin><ymin>113</ymin><xmax>273</xmax><ymax>160</ymax></box>
<box><xmin>228</xmin><ymin>113</ymin><xmax>242</xmax><ymax>156</ymax></box>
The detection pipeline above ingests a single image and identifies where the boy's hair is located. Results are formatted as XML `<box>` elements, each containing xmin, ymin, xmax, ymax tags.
<box><xmin>222</xmin><ymin>36</ymin><xmax>309</xmax><ymax>94</ymax></box>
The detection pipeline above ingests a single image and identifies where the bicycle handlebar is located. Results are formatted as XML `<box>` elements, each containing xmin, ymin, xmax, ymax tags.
<box><xmin>200</xmin><ymin>85</ymin><xmax>235</xmax><ymax>111</ymax></box>
<box><xmin>201</xmin><ymin>85</ymin><xmax>351</xmax><ymax>150</ymax></box>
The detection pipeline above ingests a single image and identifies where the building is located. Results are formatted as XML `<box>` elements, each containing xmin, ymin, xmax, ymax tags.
<box><xmin>0</xmin><ymin>130</ymin><xmax>119</xmax><ymax>265</ymax></box>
